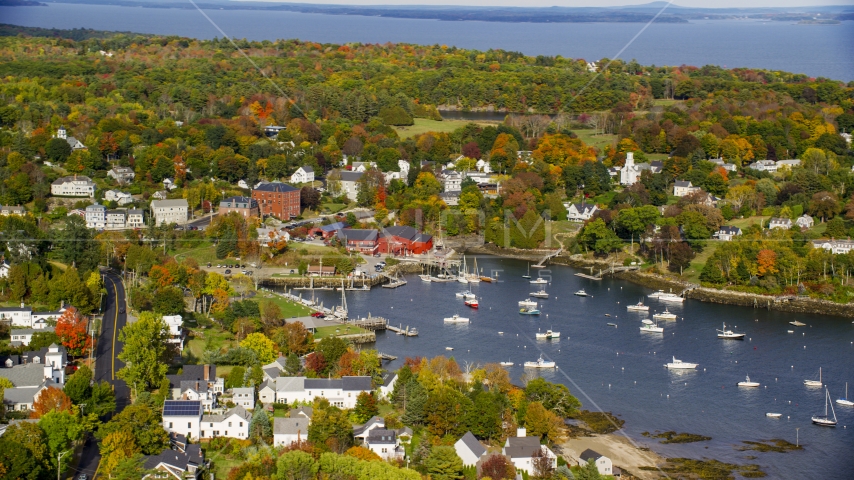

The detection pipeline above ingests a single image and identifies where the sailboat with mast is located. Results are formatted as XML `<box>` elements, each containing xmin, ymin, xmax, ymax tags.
<box><xmin>836</xmin><ymin>382</ymin><xmax>854</xmax><ymax>406</ymax></box>
<box><xmin>466</xmin><ymin>257</ymin><xmax>481</xmax><ymax>283</ymax></box>
<box><xmin>812</xmin><ymin>387</ymin><xmax>838</xmax><ymax>427</ymax></box>
<box><xmin>457</xmin><ymin>256</ymin><xmax>469</xmax><ymax>284</ymax></box>
<box><xmin>333</xmin><ymin>280</ymin><xmax>348</xmax><ymax>320</ymax></box>
<box><xmin>804</xmin><ymin>367</ymin><xmax>823</xmax><ymax>387</ymax></box>
<box><xmin>522</xmin><ymin>263</ymin><xmax>531</xmax><ymax>279</ymax></box>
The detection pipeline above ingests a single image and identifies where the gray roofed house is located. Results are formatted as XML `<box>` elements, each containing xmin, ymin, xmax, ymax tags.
<box><xmin>201</xmin><ymin>405</ymin><xmax>251</xmax><ymax>424</ymax></box>
<box><xmin>503</xmin><ymin>430</ymin><xmax>557</xmax><ymax>475</ymax></box>
<box><xmin>254</xmin><ymin>181</ymin><xmax>299</xmax><ymax>193</ymax></box>
<box><xmin>0</xmin><ymin>362</ymin><xmax>52</xmax><ymax>387</ymax></box>
<box><xmin>9</xmin><ymin>327</ymin><xmax>55</xmax><ymax>347</ymax></box>
<box><xmin>290</xmin><ymin>406</ymin><xmax>313</xmax><ymax>419</ymax></box>
<box><xmin>143</xmin><ymin>446</ymin><xmax>204</xmax><ymax>480</ymax></box>
<box><xmin>364</xmin><ymin>428</ymin><xmax>405</xmax><ymax>459</ymax></box>
<box><xmin>353</xmin><ymin>416</ymin><xmax>385</xmax><ymax>440</ymax></box>
<box><xmin>231</xmin><ymin>387</ymin><xmax>255</xmax><ymax>409</ymax></box>
<box><xmin>167</xmin><ymin>365</ymin><xmax>217</xmax><ymax>389</ymax></box>
<box><xmin>337</xmin><ymin>228</ymin><xmax>379</xmax><ymax>253</ymax></box>
<box><xmin>337</xmin><ymin>170</ymin><xmax>364</xmax><ymax>201</ymax></box>
<box><xmin>273</xmin><ymin>417</ymin><xmax>310</xmax><ymax>446</ymax></box>
<box><xmin>455</xmin><ymin>431</ymin><xmax>487</xmax><ymax>466</ymax></box>
<box><xmin>342</xmin><ymin>376</ymin><xmax>373</xmax><ymax>391</ymax></box>
<box><xmin>2</xmin><ymin>379</ymin><xmax>59</xmax><ymax>412</ymax></box>
<box><xmin>714</xmin><ymin>226</ymin><xmax>742</xmax><ymax>241</ymax></box>
<box><xmin>578</xmin><ymin>449</ymin><xmax>614</xmax><ymax>476</ymax></box>
<box><xmin>566</xmin><ymin>202</ymin><xmax>598</xmax><ymax>222</ymax></box>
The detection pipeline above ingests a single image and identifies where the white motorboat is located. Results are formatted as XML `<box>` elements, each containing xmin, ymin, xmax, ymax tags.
<box><xmin>574</xmin><ymin>289</ymin><xmax>588</xmax><ymax>296</ymax></box>
<box><xmin>766</xmin><ymin>413</ymin><xmax>782</xmax><ymax>418</ymax></box>
<box><xmin>812</xmin><ymin>387</ymin><xmax>838</xmax><ymax>427</ymax></box>
<box><xmin>455</xmin><ymin>291</ymin><xmax>476</xmax><ymax>299</ymax></box>
<box><xmin>444</xmin><ymin>314</ymin><xmax>470</xmax><ymax>323</ymax></box>
<box><xmin>530</xmin><ymin>289</ymin><xmax>549</xmax><ymax>299</ymax></box>
<box><xmin>640</xmin><ymin>319</ymin><xmax>663</xmax><ymax>333</ymax></box>
<box><xmin>648</xmin><ymin>290</ymin><xmax>666</xmax><ymax>298</ymax></box>
<box><xmin>518</xmin><ymin>298</ymin><xmax>538</xmax><ymax>308</ymax></box>
<box><xmin>738</xmin><ymin>375</ymin><xmax>760</xmax><ymax>387</ymax></box>
<box><xmin>419</xmin><ymin>274</ymin><xmax>432</xmax><ymax>282</ymax></box>
<box><xmin>535</xmin><ymin>329</ymin><xmax>560</xmax><ymax>340</ymax></box>
<box><xmin>653</xmin><ymin>309</ymin><xmax>677</xmax><ymax>321</ymax></box>
<box><xmin>804</xmin><ymin>367</ymin><xmax>823</xmax><ymax>387</ymax></box>
<box><xmin>658</xmin><ymin>293</ymin><xmax>685</xmax><ymax>303</ymax></box>
<box><xmin>530</xmin><ymin>277</ymin><xmax>548</xmax><ymax>285</ymax></box>
<box><xmin>524</xmin><ymin>355</ymin><xmax>556</xmax><ymax>369</ymax></box>
<box><xmin>627</xmin><ymin>301</ymin><xmax>649</xmax><ymax>312</ymax></box>
<box><xmin>790</xmin><ymin>320</ymin><xmax>806</xmax><ymax>327</ymax></box>
<box><xmin>665</xmin><ymin>356</ymin><xmax>698</xmax><ymax>369</ymax></box>
<box><xmin>500</xmin><ymin>361</ymin><xmax>514</xmax><ymax>367</ymax></box>
<box><xmin>717</xmin><ymin>322</ymin><xmax>746</xmax><ymax>340</ymax></box>
<box><xmin>445</xmin><ymin>347</ymin><xmax>454</xmax><ymax>351</ymax></box>
<box><xmin>836</xmin><ymin>383</ymin><xmax>854</xmax><ymax>406</ymax></box>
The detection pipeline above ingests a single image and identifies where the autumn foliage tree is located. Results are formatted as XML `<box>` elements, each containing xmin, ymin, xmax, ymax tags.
<box><xmin>31</xmin><ymin>387</ymin><xmax>73</xmax><ymax>419</ymax></box>
<box><xmin>55</xmin><ymin>307</ymin><xmax>92</xmax><ymax>357</ymax></box>
<box><xmin>757</xmin><ymin>249</ymin><xmax>778</xmax><ymax>276</ymax></box>
<box><xmin>479</xmin><ymin>453</ymin><xmax>516</xmax><ymax>480</ymax></box>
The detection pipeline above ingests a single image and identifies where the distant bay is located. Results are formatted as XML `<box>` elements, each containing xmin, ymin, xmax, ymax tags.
<box><xmin>1</xmin><ymin>3</ymin><xmax>853</xmax><ymax>81</ymax></box>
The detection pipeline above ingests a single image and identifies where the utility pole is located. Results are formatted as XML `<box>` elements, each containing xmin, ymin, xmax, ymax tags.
<box><xmin>57</xmin><ymin>450</ymin><xmax>68</xmax><ymax>480</ymax></box>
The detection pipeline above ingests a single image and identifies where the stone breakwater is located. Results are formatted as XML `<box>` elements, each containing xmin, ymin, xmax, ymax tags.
<box><xmin>466</xmin><ymin>245</ymin><xmax>854</xmax><ymax>319</ymax></box>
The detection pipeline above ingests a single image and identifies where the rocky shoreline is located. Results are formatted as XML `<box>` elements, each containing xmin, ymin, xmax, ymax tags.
<box><xmin>465</xmin><ymin>245</ymin><xmax>854</xmax><ymax>319</ymax></box>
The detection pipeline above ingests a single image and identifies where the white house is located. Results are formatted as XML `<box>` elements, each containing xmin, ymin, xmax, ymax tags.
<box><xmin>9</xmin><ymin>327</ymin><xmax>55</xmax><ymax>347</ymax></box>
<box><xmin>439</xmin><ymin>191</ymin><xmax>460</xmax><ymax>206</ymax></box>
<box><xmin>441</xmin><ymin>170</ymin><xmax>464</xmax><ymax>192</ymax></box>
<box><xmin>565</xmin><ymin>202</ymin><xmax>598</xmax><ymax>222</ymax></box>
<box><xmin>0</xmin><ymin>205</ymin><xmax>25</xmax><ymax>216</ymax></box>
<box><xmin>230</xmin><ymin>387</ymin><xmax>255</xmax><ymax>410</ymax></box>
<box><xmin>257</xmin><ymin>376</ymin><xmax>373</xmax><ymax>408</ymax></box>
<box><xmin>455</xmin><ymin>431</ymin><xmax>487</xmax><ymax>467</ymax></box>
<box><xmin>151</xmin><ymin>199</ymin><xmax>189</xmax><ymax>226</ymax></box>
<box><xmin>475</xmin><ymin>159</ymin><xmax>492</xmax><ymax>173</ymax></box>
<box><xmin>378</xmin><ymin>372</ymin><xmax>398</xmax><ymax>400</ymax></box>
<box><xmin>152</xmin><ymin>190</ymin><xmax>169</xmax><ymax>200</ymax></box>
<box><xmin>85</xmin><ymin>203</ymin><xmax>106</xmax><ymax>229</ymax></box>
<box><xmin>795</xmin><ymin>214</ymin><xmax>814</xmax><ymax>229</ymax></box>
<box><xmin>0</xmin><ymin>344</ymin><xmax>68</xmax><ymax>386</ymax></box>
<box><xmin>143</xmin><ymin>443</ymin><xmax>204</xmax><ymax>480</ymax></box>
<box><xmin>106</xmin><ymin>210</ymin><xmax>127</xmax><ymax>230</ymax></box>
<box><xmin>578</xmin><ymin>449</ymin><xmax>613</xmax><ymax>476</ymax></box>
<box><xmin>0</xmin><ymin>305</ymin><xmax>34</xmax><ymax>328</ymax></box>
<box><xmin>714</xmin><ymin>226</ymin><xmax>742</xmax><ymax>241</ymax></box>
<box><xmin>108</xmin><ymin>166</ymin><xmax>135</xmax><ymax>183</ymax></box>
<box><xmin>256</xmin><ymin>227</ymin><xmax>291</xmax><ymax>247</ymax></box>
<box><xmin>502</xmin><ymin>428</ymin><xmax>557</xmax><ymax>475</ymax></box>
<box><xmin>162</xmin><ymin>400</ymin><xmax>203</xmax><ymax>440</ymax></box>
<box><xmin>127</xmin><ymin>209</ymin><xmax>145</xmax><ymax>228</ymax></box>
<box><xmin>708</xmin><ymin>158</ymin><xmax>737</xmax><ymax>172</ymax></box>
<box><xmin>364</xmin><ymin>429</ymin><xmax>405</xmax><ymax>460</ymax></box>
<box><xmin>2</xmin><ymin>381</ymin><xmax>59</xmax><ymax>412</ymax></box>
<box><xmin>673</xmin><ymin>180</ymin><xmax>701</xmax><ymax>197</ymax></box>
<box><xmin>353</xmin><ymin>416</ymin><xmax>386</xmax><ymax>442</ymax></box>
<box><xmin>163</xmin><ymin>178</ymin><xmax>178</xmax><ymax>191</ymax></box>
<box><xmin>776</xmin><ymin>159</ymin><xmax>802</xmax><ymax>170</ymax></box>
<box><xmin>351</xmin><ymin>161</ymin><xmax>377</xmax><ymax>172</ymax></box>
<box><xmin>105</xmin><ymin>190</ymin><xmax>133</xmax><ymax>206</ymax></box>
<box><xmin>273</xmin><ymin>417</ymin><xmax>309</xmax><ymax>447</ymax></box>
<box><xmin>841</xmin><ymin>132</ymin><xmax>851</xmax><ymax>146</ymax></box>
<box><xmin>290</xmin><ymin>166</ymin><xmax>315</xmax><ymax>184</ymax></box>
<box><xmin>812</xmin><ymin>239</ymin><xmax>854</xmax><ymax>255</ymax></box>
<box><xmin>200</xmin><ymin>405</ymin><xmax>251</xmax><ymax>440</ymax></box>
<box><xmin>51</xmin><ymin>175</ymin><xmax>96</xmax><ymax>197</ymax></box>
<box><xmin>162</xmin><ymin>315</ymin><xmax>184</xmax><ymax>350</ymax></box>
<box><xmin>619</xmin><ymin>153</ymin><xmax>650</xmax><ymax>186</ymax></box>
<box><xmin>0</xmin><ymin>260</ymin><xmax>10</xmax><ymax>278</ymax></box>
<box><xmin>747</xmin><ymin>160</ymin><xmax>778</xmax><ymax>172</ymax></box>
<box><xmin>768</xmin><ymin>217</ymin><xmax>793</xmax><ymax>230</ymax></box>
<box><xmin>337</xmin><ymin>171</ymin><xmax>364</xmax><ymax>201</ymax></box>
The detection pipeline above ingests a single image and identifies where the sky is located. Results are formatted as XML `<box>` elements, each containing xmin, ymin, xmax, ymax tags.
<box><xmin>238</xmin><ymin>1</ymin><xmax>854</xmax><ymax>7</ymax></box>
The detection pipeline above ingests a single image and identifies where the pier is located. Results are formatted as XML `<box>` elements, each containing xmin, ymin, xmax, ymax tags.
<box><xmin>349</xmin><ymin>315</ymin><xmax>388</xmax><ymax>331</ymax></box>
<box><xmin>387</xmin><ymin>324</ymin><xmax>418</xmax><ymax>336</ymax></box>
<box><xmin>377</xmin><ymin>352</ymin><xmax>398</xmax><ymax>361</ymax></box>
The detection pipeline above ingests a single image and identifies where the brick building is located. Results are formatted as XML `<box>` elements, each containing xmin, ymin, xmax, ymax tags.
<box><xmin>377</xmin><ymin>226</ymin><xmax>434</xmax><ymax>255</ymax></box>
<box><xmin>252</xmin><ymin>182</ymin><xmax>300</xmax><ymax>220</ymax></box>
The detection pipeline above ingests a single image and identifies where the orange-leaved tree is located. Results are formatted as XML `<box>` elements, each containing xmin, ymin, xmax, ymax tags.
<box><xmin>757</xmin><ymin>249</ymin><xmax>778</xmax><ymax>276</ymax></box>
<box><xmin>30</xmin><ymin>386</ymin><xmax>73</xmax><ymax>418</ymax></box>
<box><xmin>55</xmin><ymin>306</ymin><xmax>92</xmax><ymax>357</ymax></box>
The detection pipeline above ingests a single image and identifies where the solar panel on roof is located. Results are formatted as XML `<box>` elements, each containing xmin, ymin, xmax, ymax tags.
<box><xmin>163</xmin><ymin>400</ymin><xmax>201</xmax><ymax>416</ymax></box>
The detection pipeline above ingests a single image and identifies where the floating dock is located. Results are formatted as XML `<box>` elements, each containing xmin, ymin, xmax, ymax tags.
<box><xmin>387</xmin><ymin>324</ymin><xmax>418</xmax><ymax>337</ymax></box>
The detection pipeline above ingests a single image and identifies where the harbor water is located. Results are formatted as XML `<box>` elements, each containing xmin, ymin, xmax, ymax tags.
<box><xmin>301</xmin><ymin>255</ymin><xmax>854</xmax><ymax>479</ymax></box>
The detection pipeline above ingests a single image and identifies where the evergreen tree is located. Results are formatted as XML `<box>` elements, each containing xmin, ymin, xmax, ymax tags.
<box><xmin>285</xmin><ymin>353</ymin><xmax>301</xmax><ymax>374</ymax></box>
<box><xmin>392</xmin><ymin>365</ymin><xmax>413</xmax><ymax>408</ymax></box>
<box><xmin>249</xmin><ymin>403</ymin><xmax>272</xmax><ymax>443</ymax></box>
<box><xmin>577</xmin><ymin>459</ymin><xmax>602</xmax><ymax>480</ymax></box>
<box><xmin>424</xmin><ymin>446</ymin><xmax>463</xmax><ymax>480</ymax></box>
<box><xmin>400</xmin><ymin>378</ymin><xmax>427</xmax><ymax>425</ymax></box>
<box><xmin>352</xmin><ymin>392</ymin><xmax>378</xmax><ymax>424</ymax></box>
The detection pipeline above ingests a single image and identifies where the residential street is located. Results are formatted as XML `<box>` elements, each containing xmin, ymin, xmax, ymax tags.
<box><xmin>76</xmin><ymin>270</ymin><xmax>131</xmax><ymax>480</ymax></box>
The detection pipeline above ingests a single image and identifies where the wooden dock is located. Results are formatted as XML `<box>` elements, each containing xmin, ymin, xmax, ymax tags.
<box><xmin>574</xmin><ymin>273</ymin><xmax>602</xmax><ymax>280</ymax></box>
<box><xmin>349</xmin><ymin>315</ymin><xmax>388</xmax><ymax>331</ymax></box>
<box><xmin>377</xmin><ymin>352</ymin><xmax>397</xmax><ymax>361</ymax></box>
<box><xmin>387</xmin><ymin>324</ymin><xmax>418</xmax><ymax>337</ymax></box>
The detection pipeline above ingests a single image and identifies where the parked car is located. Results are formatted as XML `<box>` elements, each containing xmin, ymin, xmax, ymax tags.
<box><xmin>374</xmin><ymin>253</ymin><xmax>382</xmax><ymax>257</ymax></box>
<box><xmin>311</xmin><ymin>312</ymin><xmax>325</xmax><ymax>318</ymax></box>
<box><xmin>207</xmin><ymin>263</ymin><xmax>212</xmax><ymax>268</ymax></box>
<box><xmin>224</xmin><ymin>269</ymin><xmax>231</xmax><ymax>274</ymax></box>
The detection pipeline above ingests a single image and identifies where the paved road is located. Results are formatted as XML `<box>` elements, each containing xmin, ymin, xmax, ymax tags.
<box><xmin>187</xmin><ymin>213</ymin><xmax>214</xmax><ymax>230</ymax></box>
<box><xmin>76</xmin><ymin>270</ymin><xmax>131</xmax><ymax>480</ymax></box>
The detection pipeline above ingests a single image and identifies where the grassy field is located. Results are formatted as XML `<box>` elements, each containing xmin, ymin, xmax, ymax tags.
<box><xmin>314</xmin><ymin>324</ymin><xmax>370</xmax><ymax>340</ymax></box>
<box><xmin>683</xmin><ymin>243</ymin><xmax>717</xmax><ymax>284</ymax></box>
<box><xmin>322</xmin><ymin>203</ymin><xmax>347</xmax><ymax>214</ymax></box>
<box><xmin>573</xmin><ymin>129</ymin><xmax>617</xmax><ymax>151</ymax></box>
<box><xmin>253</xmin><ymin>291</ymin><xmax>314</xmax><ymax>318</ymax></box>
<box><xmin>549</xmin><ymin>220</ymin><xmax>581</xmax><ymax>248</ymax></box>
<box><xmin>393</xmin><ymin>118</ymin><xmax>491</xmax><ymax>139</ymax></box>
<box><xmin>173</xmin><ymin>242</ymin><xmax>242</xmax><ymax>265</ymax></box>
<box><xmin>184</xmin><ymin>326</ymin><xmax>237</xmax><ymax>361</ymax></box>
<box><xmin>730</xmin><ymin>216</ymin><xmax>769</xmax><ymax>229</ymax></box>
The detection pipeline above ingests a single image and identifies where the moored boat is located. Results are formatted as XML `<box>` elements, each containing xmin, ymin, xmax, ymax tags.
<box><xmin>419</xmin><ymin>274</ymin><xmax>432</xmax><ymax>282</ymax></box>
<box><xmin>665</xmin><ymin>356</ymin><xmax>698</xmax><ymax>369</ymax></box>
<box><xmin>519</xmin><ymin>307</ymin><xmax>541</xmax><ymax>315</ymax></box>
<box><xmin>464</xmin><ymin>298</ymin><xmax>479</xmax><ymax>308</ymax></box>
<box><xmin>738</xmin><ymin>375</ymin><xmax>760</xmax><ymax>387</ymax></box>
<box><xmin>518</xmin><ymin>298</ymin><xmax>538</xmax><ymax>308</ymax></box>
<box><xmin>530</xmin><ymin>277</ymin><xmax>548</xmax><ymax>285</ymax></box>
<box><xmin>653</xmin><ymin>309</ymin><xmax>677</xmax><ymax>321</ymax></box>
<box><xmin>766</xmin><ymin>413</ymin><xmax>782</xmax><ymax>418</ymax></box>
<box><xmin>804</xmin><ymin>367</ymin><xmax>823</xmax><ymax>387</ymax></box>
<box><xmin>812</xmin><ymin>387</ymin><xmax>838</xmax><ymax>427</ymax></box>
<box><xmin>444</xmin><ymin>314</ymin><xmax>470</xmax><ymax>323</ymax></box>
<box><xmin>523</xmin><ymin>355</ymin><xmax>556</xmax><ymax>369</ymax></box>
<box><xmin>640</xmin><ymin>318</ymin><xmax>663</xmax><ymax>333</ymax></box>
<box><xmin>836</xmin><ymin>383</ymin><xmax>854</xmax><ymax>406</ymax></box>
<box><xmin>627</xmin><ymin>301</ymin><xmax>649</xmax><ymax>312</ymax></box>
<box><xmin>717</xmin><ymin>322</ymin><xmax>745</xmax><ymax>340</ymax></box>
<box><xmin>500</xmin><ymin>360</ymin><xmax>514</xmax><ymax>367</ymax></box>
<box><xmin>530</xmin><ymin>289</ymin><xmax>549</xmax><ymax>299</ymax></box>
<box><xmin>574</xmin><ymin>289</ymin><xmax>587</xmax><ymax>296</ymax></box>
<box><xmin>658</xmin><ymin>293</ymin><xmax>685</xmax><ymax>303</ymax></box>
<box><xmin>535</xmin><ymin>329</ymin><xmax>560</xmax><ymax>340</ymax></box>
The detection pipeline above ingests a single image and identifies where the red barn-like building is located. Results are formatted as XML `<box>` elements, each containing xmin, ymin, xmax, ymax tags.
<box><xmin>378</xmin><ymin>226</ymin><xmax>433</xmax><ymax>255</ymax></box>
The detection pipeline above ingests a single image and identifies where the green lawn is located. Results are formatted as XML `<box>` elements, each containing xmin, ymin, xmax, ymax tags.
<box><xmin>314</xmin><ymin>324</ymin><xmax>370</xmax><ymax>340</ymax></box>
<box><xmin>393</xmin><ymin>118</ymin><xmax>491</xmax><ymax>139</ymax></box>
<box><xmin>322</xmin><ymin>203</ymin><xmax>347</xmax><ymax>214</ymax></box>
<box><xmin>173</xmin><ymin>243</ymin><xmax>242</xmax><ymax>265</ymax></box>
<box><xmin>573</xmin><ymin>129</ymin><xmax>617</xmax><ymax>151</ymax></box>
<box><xmin>253</xmin><ymin>291</ymin><xmax>314</xmax><ymax>318</ymax></box>
<box><xmin>184</xmin><ymin>326</ymin><xmax>238</xmax><ymax>361</ymax></box>
<box><xmin>729</xmin><ymin>216</ymin><xmax>769</xmax><ymax>229</ymax></box>
<box><xmin>683</xmin><ymin>243</ymin><xmax>717</xmax><ymax>284</ymax></box>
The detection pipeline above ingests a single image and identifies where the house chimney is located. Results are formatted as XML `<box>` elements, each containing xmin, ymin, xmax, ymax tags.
<box><xmin>204</xmin><ymin>365</ymin><xmax>210</xmax><ymax>381</ymax></box>
<box><xmin>517</xmin><ymin>427</ymin><xmax>526</xmax><ymax>438</ymax></box>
